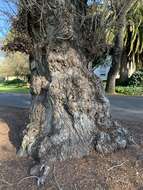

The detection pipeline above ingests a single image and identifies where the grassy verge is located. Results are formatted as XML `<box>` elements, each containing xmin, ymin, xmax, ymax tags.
<box><xmin>115</xmin><ymin>86</ymin><xmax>143</xmax><ymax>96</ymax></box>
<box><xmin>0</xmin><ymin>84</ymin><xmax>29</xmax><ymax>94</ymax></box>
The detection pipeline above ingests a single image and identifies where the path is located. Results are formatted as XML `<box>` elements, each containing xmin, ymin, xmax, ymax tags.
<box><xmin>0</xmin><ymin>93</ymin><xmax>142</xmax><ymax>122</ymax></box>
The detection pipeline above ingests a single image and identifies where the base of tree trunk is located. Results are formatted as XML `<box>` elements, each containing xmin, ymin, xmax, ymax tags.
<box><xmin>17</xmin><ymin>48</ymin><xmax>132</xmax><ymax>185</ymax></box>
<box><xmin>105</xmin><ymin>75</ymin><xmax>116</xmax><ymax>94</ymax></box>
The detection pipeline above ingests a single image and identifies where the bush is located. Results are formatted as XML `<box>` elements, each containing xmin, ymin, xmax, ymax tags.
<box><xmin>4</xmin><ymin>79</ymin><xmax>26</xmax><ymax>86</ymax></box>
<box><xmin>128</xmin><ymin>70</ymin><xmax>143</xmax><ymax>86</ymax></box>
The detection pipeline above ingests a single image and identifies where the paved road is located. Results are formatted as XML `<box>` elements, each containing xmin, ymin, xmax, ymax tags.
<box><xmin>0</xmin><ymin>93</ymin><xmax>31</xmax><ymax>109</ymax></box>
<box><xmin>0</xmin><ymin>93</ymin><xmax>142</xmax><ymax>121</ymax></box>
<box><xmin>108</xmin><ymin>95</ymin><xmax>143</xmax><ymax>121</ymax></box>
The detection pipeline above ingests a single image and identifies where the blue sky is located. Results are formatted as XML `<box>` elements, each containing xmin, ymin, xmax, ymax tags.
<box><xmin>0</xmin><ymin>0</ymin><xmax>17</xmax><ymax>38</ymax></box>
<box><xmin>0</xmin><ymin>0</ymin><xmax>17</xmax><ymax>60</ymax></box>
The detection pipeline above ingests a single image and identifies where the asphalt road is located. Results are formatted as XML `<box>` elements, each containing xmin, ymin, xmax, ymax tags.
<box><xmin>0</xmin><ymin>93</ymin><xmax>31</xmax><ymax>109</ymax></box>
<box><xmin>0</xmin><ymin>93</ymin><xmax>142</xmax><ymax>121</ymax></box>
<box><xmin>108</xmin><ymin>95</ymin><xmax>143</xmax><ymax>121</ymax></box>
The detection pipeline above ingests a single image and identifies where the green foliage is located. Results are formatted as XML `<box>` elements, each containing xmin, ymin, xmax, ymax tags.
<box><xmin>124</xmin><ymin>0</ymin><xmax>143</xmax><ymax>66</ymax></box>
<box><xmin>4</xmin><ymin>79</ymin><xmax>27</xmax><ymax>86</ymax></box>
<box><xmin>128</xmin><ymin>70</ymin><xmax>143</xmax><ymax>86</ymax></box>
<box><xmin>0</xmin><ymin>52</ymin><xmax>29</xmax><ymax>78</ymax></box>
<box><xmin>116</xmin><ymin>86</ymin><xmax>143</xmax><ymax>96</ymax></box>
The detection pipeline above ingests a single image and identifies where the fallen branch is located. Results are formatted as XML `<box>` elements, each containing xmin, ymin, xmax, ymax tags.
<box><xmin>17</xmin><ymin>175</ymin><xmax>39</xmax><ymax>185</ymax></box>
<box><xmin>108</xmin><ymin>160</ymin><xmax>129</xmax><ymax>171</ymax></box>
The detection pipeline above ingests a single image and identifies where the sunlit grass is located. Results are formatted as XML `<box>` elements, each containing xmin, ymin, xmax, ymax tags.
<box><xmin>0</xmin><ymin>84</ymin><xmax>29</xmax><ymax>94</ymax></box>
<box><xmin>115</xmin><ymin>86</ymin><xmax>143</xmax><ymax>96</ymax></box>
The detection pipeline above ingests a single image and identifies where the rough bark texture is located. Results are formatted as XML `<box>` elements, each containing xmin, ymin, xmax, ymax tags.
<box><xmin>18</xmin><ymin>0</ymin><xmax>132</xmax><ymax>185</ymax></box>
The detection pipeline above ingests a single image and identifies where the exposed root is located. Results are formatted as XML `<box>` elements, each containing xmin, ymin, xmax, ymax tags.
<box><xmin>30</xmin><ymin>163</ymin><xmax>50</xmax><ymax>186</ymax></box>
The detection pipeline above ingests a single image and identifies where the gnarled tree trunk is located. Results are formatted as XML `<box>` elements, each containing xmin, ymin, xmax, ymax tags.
<box><xmin>18</xmin><ymin>0</ymin><xmax>131</xmax><ymax>185</ymax></box>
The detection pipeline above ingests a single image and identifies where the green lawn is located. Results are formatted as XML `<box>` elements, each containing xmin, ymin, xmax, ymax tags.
<box><xmin>0</xmin><ymin>84</ymin><xmax>29</xmax><ymax>94</ymax></box>
<box><xmin>115</xmin><ymin>86</ymin><xmax>143</xmax><ymax>96</ymax></box>
<box><xmin>0</xmin><ymin>82</ymin><xmax>142</xmax><ymax>96</ymax></box>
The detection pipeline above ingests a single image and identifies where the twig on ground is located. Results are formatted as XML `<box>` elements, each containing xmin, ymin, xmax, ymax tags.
<box><xmin>17</xmin><ymin>175</ymin><xmax>39</xmax><ymax>185</ymax></box>
<box><xmin>74</xmin><ymin>183</ymin><xmax>80</xmax><ymax>190</ymax></box>
<box><xmin>53</xmin><ymin>164</ymin><xmax>63</xmax><ymax>190</ymax></box>
<box><xmin>108</xmin><ymin>160</ymin><xmax>129</xmax><ymax>171</ymax></box>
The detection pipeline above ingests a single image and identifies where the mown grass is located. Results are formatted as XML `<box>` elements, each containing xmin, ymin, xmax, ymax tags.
<box><xmin>0</xmin><ymin>81</ymin><xmax>142</xmax><ymax>96</ymax></box>
<box><xmin>115</xmin><ymin>86</ymin><xmax>143</xmax><ymax>96</ymax></box>
<box><xmin>0</xmin><ymin>83</ymin><xmax>29</xmax><ymax>94</ymax></box>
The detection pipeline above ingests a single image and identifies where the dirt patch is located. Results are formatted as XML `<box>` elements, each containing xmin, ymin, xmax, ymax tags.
<box><xmin>0</xmin><ymin>107</ymin><xmax>143</xmax><ymax>190</ymax></box>
<box><xmin>0</xmin><ymin>120</ymin><xmax>16</xmax><ymax>160</ymax></box>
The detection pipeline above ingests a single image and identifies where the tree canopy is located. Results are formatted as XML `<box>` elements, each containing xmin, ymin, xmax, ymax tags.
<box><xmin>0</xmin><ymin>51</ymin><xmax>29</xmax><ymax>77</ymax></box>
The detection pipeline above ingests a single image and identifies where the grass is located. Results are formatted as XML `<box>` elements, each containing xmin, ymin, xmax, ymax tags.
<box><xmin>0</xmin><ymin>83</ymin><xmax>29</xmax><ymax>94</ymax></box>
<box><xmin>0</xmin><ymin>81</ymin><xmax>142</xmax><ymax>96</ymax></box>
<box><xmin>115</xmin><ymin>86</ymin><xmax>143</xmax><ymax>96</ymax></box>
<box><xmin>103</xmin><ymin>81</ymin><xmax>143</xmax><ymax>96</ymax></box>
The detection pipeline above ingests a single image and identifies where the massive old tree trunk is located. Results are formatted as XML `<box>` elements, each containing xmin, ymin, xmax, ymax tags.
<box><xmin>17</xmin><ymin>0</ymin><xmax>131</xmax><ymax>185</ymax></box>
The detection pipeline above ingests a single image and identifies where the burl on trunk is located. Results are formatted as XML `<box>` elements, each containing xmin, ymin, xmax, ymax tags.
<box><xmin>17</xmin><ymin>0</ymin><xmax>132</xmax><ymax>185</ymax></box>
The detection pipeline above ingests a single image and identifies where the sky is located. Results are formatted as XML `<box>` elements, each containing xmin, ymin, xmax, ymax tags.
<box><xmin>0</xmin><ymin>0</ymin><xmax>17</xmax><ymax>38</ymax></box>
<box><xmin>0</xmin><ymin>0</ymin><xmax>17</xmax><ymax>60</ymax></box>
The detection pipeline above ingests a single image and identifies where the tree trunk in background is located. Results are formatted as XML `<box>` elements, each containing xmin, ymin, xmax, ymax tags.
<box><xmin>119</xmin><ymin>24</ymin><xmax>135</xmax><ymax>85</ymax></box>
<box><xmin>106</xmin><ymin>16</ymin><xmax>126</xmax><ymax>94</ymax></box>
<box><xmin>106</xmin><ymin>0</ymin><xmax>137</xmax><ymax>94</ymax></box>
<box><xmin>18</xmin><ymin>0</ymin><xmax>132</xmax><ymax>185</ymax></box>
<box><xmin>119</xmin><ymin>51</ymin><xmax>129</xmax><ymax>85</ymax></box>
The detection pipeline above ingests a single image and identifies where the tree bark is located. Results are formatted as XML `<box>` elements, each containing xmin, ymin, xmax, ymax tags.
<box><xmin>106</xmin><ymin>16</ymin><xmax>126</xmax><ymax>94</ymax></box>
<box><xmin>119</xmin><ymin>50</ymin><xmax>129</xmax><ymax>85</ymax></box>
<box><xmin>18</xmin><ymin>0</ymin><xmax>132</xmax><ymax>185</ymax></box>
<box><xmin>119</xmin><ymin>24</ymin><xmax>134</xmax><ymax>85</ymax></box>
<box><xmin>106</xmin><ymin>0</ymin><xmax>137</xmax><ymax>94</ymax></box>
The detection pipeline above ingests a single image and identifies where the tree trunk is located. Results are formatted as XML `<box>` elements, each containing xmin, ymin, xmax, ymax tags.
<box><xmin>119</xmin><ymin>50</ymin><xmax>129</xmax><ymax>85</ymax></box>
<box><xmin>106</xmin><ymin>18</ymin><xmax>125</xmax><ymax>94</ymax></box>
<box><xmin>106</xmin><ymin>0</ymin><xmax>137</xmax><ymax>94</ymax></box>
<box><xmin>18</xmin><ymin>0</ymin><xmax>132</xmax><ymax>185</ymax></box>
<box><xmin>119</xmin><ymin>24</ymin><xmax>134</xmax><ymax>85</ymax></box>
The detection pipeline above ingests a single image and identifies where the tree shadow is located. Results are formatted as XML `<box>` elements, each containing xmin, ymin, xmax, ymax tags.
<box><xmin>0</xmin><ymin>107</ymin><xmax>29</xmax><ymax>151</ymax></box>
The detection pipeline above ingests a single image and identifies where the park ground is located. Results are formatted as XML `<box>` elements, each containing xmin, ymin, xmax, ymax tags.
<box><xmin>0</xmin><ymin>83</ymin><xmax>29</xmax><ymax>94</ymax></box>
<box><xmin>0</xmin><ymin>95</ymin><xmax>143</xmax><ymax>190</ymax></box>
<box><xmin>0</xmin><ymin>81</ymin><xmax>142</xmax><ymax>96</ymax></box>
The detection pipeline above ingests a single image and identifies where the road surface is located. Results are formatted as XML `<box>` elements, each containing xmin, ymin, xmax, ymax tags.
<box><xmin>0</xmin><ymin>93</ymin><xmax>31</xmax><ymax>109</ymax></box>
<box><xmin>0</xmin><ymin>93</ymin><xmax>142</xmax><ymax>121</ymax></box>
<box><xmin>108</xmin><ymin>95</ymin><xmax>143</xmax><ymax>121</ymax></box>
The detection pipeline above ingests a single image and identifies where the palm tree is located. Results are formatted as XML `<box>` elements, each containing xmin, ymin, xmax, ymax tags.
<box><xmin>105</xmin><ymin>0</ymin><xmax>138</xmax><ymax>94</ymax></box>
<box><xmin>119</xmin><ymin>0</ymin><xmax>143</xmax><ymax>84</ymax></box>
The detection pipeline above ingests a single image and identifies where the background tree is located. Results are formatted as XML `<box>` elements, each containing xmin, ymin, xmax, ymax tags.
<box><xmin>105</xmin><ymin>0</ymin><xmax>138</xmax><ymax>94</ymax></box>
<box><xmin>119</xmin><ymin>0</ymin><xmax>143</xmax><ymax>84</ymax></box>
<box><xmin>0</xmin><ymin>52</ymin><xmax>29</xmax><ymax>79</ymax></box>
